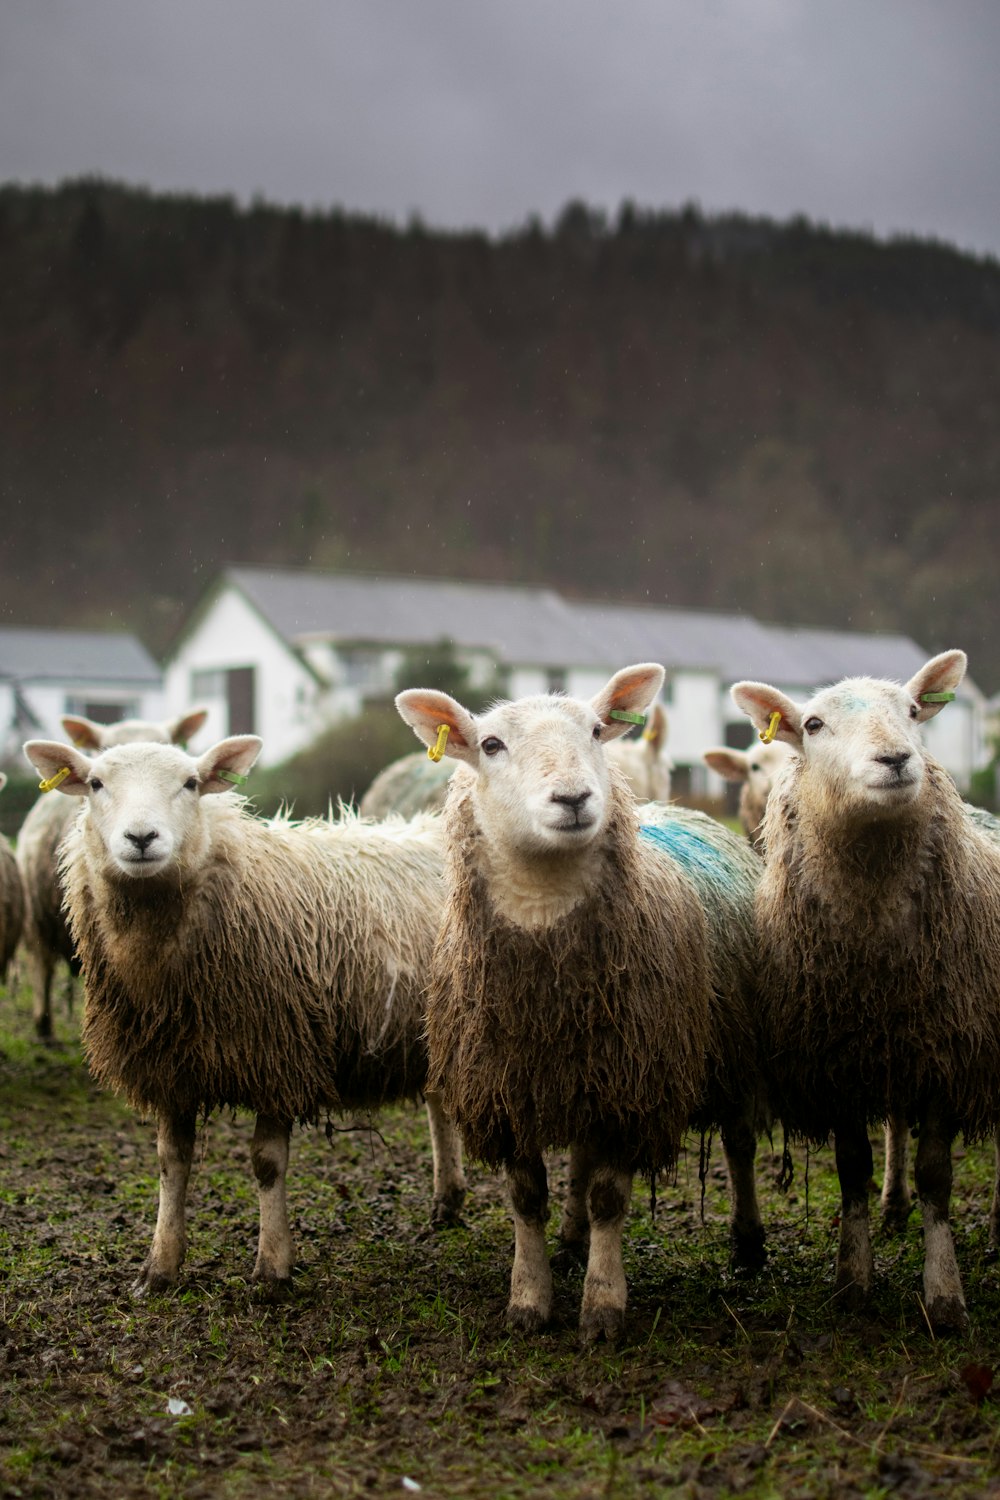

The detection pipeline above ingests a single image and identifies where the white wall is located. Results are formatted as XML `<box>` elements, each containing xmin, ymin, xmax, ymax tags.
<box><xmin>163</xmin><ymin>588</ymin><xmax>321</xmax><ymax>765</ymax></box>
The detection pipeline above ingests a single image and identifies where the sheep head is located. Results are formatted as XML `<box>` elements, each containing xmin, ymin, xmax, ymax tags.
<box><xmin>61</xmin><ymin>707</ymin><xmax>210</xmax><ymax>751</ymax></box>
<box><xmin>396</xmin><ymin>663</ymin><xmax>664</xmax><ymax>859</ymax></box>
<box><xmin>22</xmin><ymin>736</ymin><xmax>261</xmax><ymax>881</ymax></box>
<box><xmin>730</xmin><ymin>649</ymin><xmax>967</xmax><ymax>824</ymax></box>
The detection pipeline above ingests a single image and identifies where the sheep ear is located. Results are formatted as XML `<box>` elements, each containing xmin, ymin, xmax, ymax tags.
<box><xmin>592</xmin><ymin>663</ymin><xmax>666</xmax><ymax>743</ymax></box>
<box><xmin>61</xmin><ymin>714</ymin><xmax>105</xmax><ymax>751</ymax></box>
<box><xmin>196</xmin><ymin>736</ymin><xmax>263</xmax><ymax>795</ymax></box>
<box><xmin>905</xmin><ymin>649</ymin><xmax>967</xmax><ymax>723</ymax></box>
<box><xmin>395</xmin><ymin>690</ymin><xmax>479</xmax><ymax>766</ymax></box>
<box><xmin>730</xmin><ymin>682</ymin><xmax>803</xmax><ymax>749</ymax></box>
<box><xmin>645</xmin><ymin>703</ymin><xmax>669</xmax><ymax>751</ymax></box>
<box><xmin>168</xmin><ymin>707</ymin><xmax>210</xmax><ymax>748</ymax></box>
<box><xmin>23</xmin><ymin>741</ymin><xmax>93</xmax><ymax>796</ymax></box>
<box><xmin>703</xmin><ymin>748</ymin><xmax>750</xmax><ymax>784</ymax></box>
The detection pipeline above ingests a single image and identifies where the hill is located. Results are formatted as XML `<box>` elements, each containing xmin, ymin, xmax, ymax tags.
<box><xmin>2</xmin><ymin>181</ymin><xmax>998</xmax><ymax>685</ymax></box>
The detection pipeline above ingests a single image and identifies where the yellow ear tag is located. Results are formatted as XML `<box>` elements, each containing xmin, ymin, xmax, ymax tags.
<box><xmin>428</xmin><ymin>724</ymin><xmax>450</xmax><ymax>763</ymax></box>
<box><xmin>39</xmin><ymin>766</ymin><xmax>72</xmax><ymax>793</ymax></box>
<box><xmin>760</xmin><ymin>711</ymin><xmax>782</xmax><ymax>745</ymax></box>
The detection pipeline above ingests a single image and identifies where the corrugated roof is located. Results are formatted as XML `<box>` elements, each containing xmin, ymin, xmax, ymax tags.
<box><xmin>227</xmin><ymin>567</ymin><xmax>591</xmax><ymax>668</ymax></box>
<box><xmin>0</xmin><ymin>627</ymin><xmax>161</xmax><ymax>685</ymax></box>
<box><xmin>220</xmin><ymin>566</ymin><xmax>957</xmax><ymax>696</ymax></box>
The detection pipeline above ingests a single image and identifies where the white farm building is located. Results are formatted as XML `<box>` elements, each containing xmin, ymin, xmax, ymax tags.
<box><xmin>162</xmin><ymin>566</ymin><xmax>986</xmax><ymax>792</ymax></box>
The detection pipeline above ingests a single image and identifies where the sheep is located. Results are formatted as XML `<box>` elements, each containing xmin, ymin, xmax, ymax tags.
<box><xmin>21</xmin><ymin>733</ymin><xmax>466</xmax><ymax>1294</ymax></box>
<box><xmin>396</xmin><ymin>666</ymin><xmax>764</xmax><ymax>1343</ymax></box>
<box><xmin>606</xmin><ymin>700</ymin><xmax>672</xmax><ymax>802</ymax></box>
<box><xmin>0</xmin><ymin>773</ymin><xmax>25</xmax><ymax>986</ymax></box>
<box><xmin>359</xmin><ymin>749</ymin><xmax>453</xmax><ymax>819</ymax></box>
<box><xmin>702</xmin><ymin>740</ymin><xmax>794</xmax><ymax>846</ymax></box>
<box><xmin>17</xmin><ymin>710</ymin><xmax>207</xmax><ymax>1039</ymax></box>
<box><xmin>731</xmin><ymin>649</ymin><xmax>1000</xmax><ymax>1331</ymax></box>
<box><xmin>359</xmin><ymin>700</ymin><xmax>671</xmax><ymax>820</ymax></box>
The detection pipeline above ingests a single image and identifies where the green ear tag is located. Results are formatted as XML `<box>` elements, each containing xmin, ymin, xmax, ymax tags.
<box><xmin>920</xmin><ymin>692</ymin><xmax>956</xmax><ymax>704</ymax></box>
<box><xmin>217</xmin><ymin>768</ymin><xmax>249</xmax><ymax>786</ymax></box>
<box><xmin>609</xmin><ymin>709</ymin><xmax>646</xmax><ymax>726</ymax></box>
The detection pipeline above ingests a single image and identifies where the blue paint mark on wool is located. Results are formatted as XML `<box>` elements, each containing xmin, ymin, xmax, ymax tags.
<box><xmin>639</xmin><ymin>820</ymin><xmax>737</xmax><ymax>887</ymax></box>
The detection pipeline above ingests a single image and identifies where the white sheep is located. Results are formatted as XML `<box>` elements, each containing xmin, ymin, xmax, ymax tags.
<box><xmin>702</xmin><ymin>740</ymin><xmax>794</xmax><ymax>846</ymax></box>
<box><xmin>22</xmin><ymin>734</ymin><xmax>466</xmax><ymax>1294</ymax></box>
<box><xmin>17</xmin><ymin>710</ymin><xmax>207</xmax><ymax>1039</ymax></box>
<box><xmin>397</xmin><ymin>666</ymin><xmax>764</xmax><ymax>1343</ymax></box>
<box><xmin>360</xmin><ymin>700</ymin><xmax>672</xmax><ymax>821</ymax></box>
<box><xmin>0</xmin><ymin>773</ymin><xmax>25</xmax><ymax>986</ymax></box>
<box><xmin>732</xmin><ymin>650</ymin><xmax>1000</xmax><ymax>1330</ymax></box>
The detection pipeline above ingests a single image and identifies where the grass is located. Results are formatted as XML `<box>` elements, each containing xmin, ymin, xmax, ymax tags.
<box><xmin>2</xmin><ymin>971</ymin><xmax>1000</xmax><ymax>1497</ymax></box>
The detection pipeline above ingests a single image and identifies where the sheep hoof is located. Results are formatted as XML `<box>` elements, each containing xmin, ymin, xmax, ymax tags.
<box><xmin>926</xmin><ymin>1294</ymin><xmax>968</xmax><ymax>1335</ymax></box>
<box><xmin>880</xmin><ymin>1196</ymin><xmax>913</xmax><ymax>1235</ymax></box>
<box><xmin>579</xmin><ymin>1304</ymin><xmax>625</xmax><ymax>1346</ymax></box>
<box><xmin>730</xmin><ymin>1223</ymin><xmax>767</xmax><ymax>1273</ymax></box>
<box><xmin>430</xmin><ymin>1187</ymin><xmax>467</xmax><ymax>1229</ymax></box>
<box><xmin>131</xmin><ymin>1267</ymin><xmax>176</xmax><ymax>1299</ymax></box>
<box><xmin>505</xmin><ymin>1301</ymin><xmax>550</xmax><ymax>1335</ymax></box>
<box><xmin>833</xmin><ymin>1271</ymin><xmax>870</xmax><ymax>1313</ymax></box>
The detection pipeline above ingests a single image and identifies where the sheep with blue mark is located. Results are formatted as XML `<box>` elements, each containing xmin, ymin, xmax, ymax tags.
<box><xmin>396</xmin><ymin>665</ymin><xmax>765</xmax><ymax>1344</ymax></box>
<box><xmin>732</xmin><ymin>650</ymin><xmax>1000</xmax><ymax>1331</ymax></box>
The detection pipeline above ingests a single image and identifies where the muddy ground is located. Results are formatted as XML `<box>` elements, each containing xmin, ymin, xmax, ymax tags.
<box><xmin>2</xmin><ymin>977</ymin><xmax>1000</xmax><ymax>1499</ymax></box>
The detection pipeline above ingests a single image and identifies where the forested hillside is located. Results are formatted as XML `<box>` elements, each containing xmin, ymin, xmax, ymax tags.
<box><xmin>2</xmin><ymin>181</ymin><xmax>999</xmax><ymax>684</ymax></box>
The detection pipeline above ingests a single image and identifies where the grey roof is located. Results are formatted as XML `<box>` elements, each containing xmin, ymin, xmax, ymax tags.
<box><xmin>227</xmin><ymin>567</ymin><xmax>591</xmax><ymax>669</ymax></box>
<box><xmin>563</xmin><ymin>602</ymin><xmax>937</xmax><ymax>691</ymax></box>
<box><xmin>219</xmin><ymin>566</ymin><xmax>956</xmax><ymax>697</ymax></box>
<box><xmin>0</xmin><ymin>627</ymin><xmax>161</xmax><ymax>686</ymax></box>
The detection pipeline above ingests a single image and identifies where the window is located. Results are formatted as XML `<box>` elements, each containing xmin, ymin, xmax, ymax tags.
<box><xmin>64</xmin><ymin>698</ymin><xmax>138</xmax><ymax>724</ymax></box>
<box><xmin>191</xmin><ymin>669</ymin><xmax>226</xmax><ymax>700</ymax></box>
<box><xmin>339</xmin><ymin>648</ymin><xmax>382</xmax><ymax>689</ymax></box>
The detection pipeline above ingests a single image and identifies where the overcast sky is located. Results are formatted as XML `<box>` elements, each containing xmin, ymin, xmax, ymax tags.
<box><xmin>3</xmin><ymin>0</ymin><xmax>1000</xmax><ymax>259</ymax></box>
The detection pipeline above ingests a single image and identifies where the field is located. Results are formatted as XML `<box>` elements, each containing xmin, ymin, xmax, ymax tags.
<box><xmin>2</xmin><ymin>976</ymin><xmax>1000</xmax><ymax>1499</ymax></box>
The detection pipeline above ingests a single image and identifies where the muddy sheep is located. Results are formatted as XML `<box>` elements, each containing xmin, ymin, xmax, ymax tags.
<box><xmin>702</xmin><ymin>740</ymin><xmax>794</xmax><ymax>847</ymax></box>
<box><xmin>17</xmin><ymin>710</ymin><xmax>208</xmax><ymax>1039</ymax></box>
<box><xmin>22</xmin><ymin>733</ymin><xmax>466</xmax><ymax>1295</ymax></box>
<box><xmin>732</xmin><ymin>649</ymin><xmax>1000</xmax><ymax>1331</ymax></box>
<box><xmin>0</xmin><ymin>773</ymin><xmax>25</xmax><ymax>985</ymax></box>
<box><xmin>396</xmin><ymin>665</ymin><xmax>764</xmax><ymax>1344</ymax></box>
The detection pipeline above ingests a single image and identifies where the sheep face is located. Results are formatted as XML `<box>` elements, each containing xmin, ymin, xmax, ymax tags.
<box><xmin>704</xmin><ymin>740</ymin><xmax>793</xmax><ymax>803</ymax></box>
<box><xmin>22</xmin><ymin>736</ymin><xmax>261</xmax><ymax>881</ymax></box>
<box><xmin>396</xmin><ymin>663</ymin><xmax>665</xmax><ymax>859</ymax></box>
<box><xmin>730</xmin><ymin>650</ymin><xmax>967</xmax><ymax>825</ymax></box>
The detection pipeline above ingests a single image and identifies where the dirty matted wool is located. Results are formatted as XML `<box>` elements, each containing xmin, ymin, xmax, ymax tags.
<box><xmin>757</xmin><ymin>758</ymin><xmax>1000</xmax><ymax>1142</ymax></box>
<box><xmin>638</xmin><ymin>806</ymin><xmax>762</xmax><ymax>1130</ymax></box>
<box><xmin>426</xmin><ymin>777</ymin><xmax>714</xmax><ymax>1173</ymax></box>
<box><xmin>62</xmin><ymin>803</ymin><xmax>443</xmax><ymax>1123</ymax></box>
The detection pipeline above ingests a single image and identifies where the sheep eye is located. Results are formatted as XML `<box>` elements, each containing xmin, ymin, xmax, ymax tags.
<box><xmin>803</xmin><ymin>717</ymin><xmax>824</xmax><ymax>735</ymax></box>
<box><xmin>480</xmin><ymin>736</ymin><xmax>505</xmax><ymax>757</ymax></box>
<box><xmin>750</xmin><ymin>762</ymin><xmax>760</xmax><ymax>772</ymax></box>
<box><xmin>184</xmin><ymin>776</ymin><xmax>198</xmax><ymax>791</ymax></box>
<box><xmin>592</xmin><ymin>723</ymin><xmax>602</xmax><ymax>740</ymax></box>
<box><xmin>89</xmin><ymin>777</ymin><xmax>103</xmax><ymax>792</ymax></box>
<box><xmin>909</xmin><ymin>703</ymin><xmax>919</xmax><ymax>719</ymax></box>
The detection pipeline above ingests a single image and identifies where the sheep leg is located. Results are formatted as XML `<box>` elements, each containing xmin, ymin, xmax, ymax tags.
<box><xmin>251</xmin><ymin>1114</ymin><xmax>294</xmax><ymax>1283</ymax></box>
<box><xmin>27</xmin><ymin>947</ymin><xmax>55</xmax><ymax>1042</ymax></box>
<box><xmin>988</xmin><ymin>1126</ymin><xmax>1000</xmax><ymax>1249</ymax></box>
<box><xmin>915</xmin><ymin>1109</ymin><xmax>967</xmax><ymax>1332</ymax></box>
<box><xmin>133</xmin><ymin>1111</ymin><xmax>196</xmax><ymax>1297</ymax></box>
<box><xmin>505</xmin><ymin>1155</ymin><xmax>552</xmax><ymax>1334</ymax></box>
<box><xmin>557</xmin><ymin>1141</ymin><xmax>595</xmax><ymax>1254</ymax></box>
<box><xmin>579</xmin><ymin>1164</ymin><xmax>632</xmax><ymax>1346</ymax></box>
<box><xmin>424</xmin><ymin>1090</ymin><xmax>467</xmax><ymax>1227</ymax></box>
<box><xmin>720</xmin><ymin>1113</ymin><xmax>766</xmax><ymax>1271</ymax></box>
<box><xmin>880</xmin><ymin>1114</ymin><xmax>913</xmax><ymax>1232</ymax></box>
<box><xmin>833</xmin><ymin>1123</ymin><xmax>874</xmax><ymax>1310</ymax></box>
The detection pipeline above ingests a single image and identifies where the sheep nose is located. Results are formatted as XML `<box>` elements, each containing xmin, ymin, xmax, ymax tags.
<box><xmin>125</xmin><ymin>829</ymin><xmax>159</xmax><ymax>853</ymax></box>
<box><xmin>876</xmin><ymin>752</ymin><xmax>911</xmax><ymax>770</ymax></box>
<box><xmin>551</xmin><ymin>790</ymin><xmax>591</xmax><ymax>812</ymax></box>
